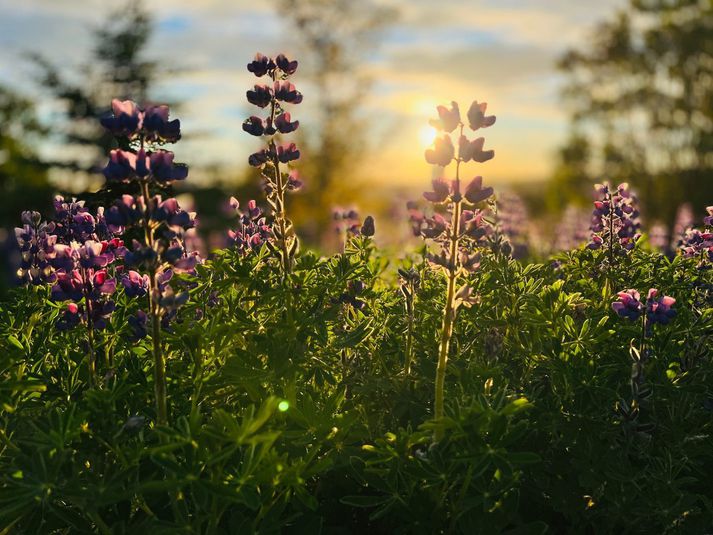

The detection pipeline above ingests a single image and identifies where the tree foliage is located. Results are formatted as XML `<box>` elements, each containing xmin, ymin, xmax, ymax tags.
<box><xmin>557</xmin><ymin>0</ymin><xmax>713</xmax><ymax>225</ymax></box>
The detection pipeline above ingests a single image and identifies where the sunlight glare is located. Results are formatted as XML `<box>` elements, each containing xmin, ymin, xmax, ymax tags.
<box><xmin>419</xmin><ymin>125</ymin><xmax>437</xmax><ymax>148</ymax></box>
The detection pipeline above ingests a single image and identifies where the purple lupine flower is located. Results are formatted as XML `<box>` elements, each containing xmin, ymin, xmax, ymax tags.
<box><xmin>459</xmin><ymin>136</ymin><xmax>494</xmax><ymax>163</ymax></box>
<box><xmin>273</xmin><ymin>81</ymin><xmax>303</xmax><ymax>104</ymax></box>
<box><xmin>247</xmin><ymin>84</ymin><xmax>273</xmax><ymax>108</ymax></box>
<box><xmin>105</xmin><ymin>195</ymin><xmax>142</xmax><ymax>232</ymax></box>
<box><xmin>275</xmin><ymin>53</ymin><xmax>298</xmax><ymax>75</ymax></box>
<box><xmin>248</xmin><ymin>149</ymin><xmax>271</xmax><ymax>167</ymax></box>
<box><xmin>103</xmin><ymin>149</ymin><xmax>138</xmax><ymax>182</ymax></box>
<box><xmin>467</xmin><ymin>101</ymin><xmax>496</xmax><ymax>131</ymax></box>
<box><xmin>276</xmin><ymin>143</ymin><xmax>300</xmax><ymax>163</ymax></box>
<box><xmin>121</xmin><ymin>270</ymin><xmax>149</xmax><ymax>297</ymax></box>
<box><xmin>227</xmin><ymin>198</ymin><xmax>273</xmax><ymax>255</ymax></box>
<box><xmin>143</xmin><ymin>105</ymin><xmax>181</xmax><ymax>143</ymax></box>
<box><xmin>51</xmin><ymin>270</ymin><xmax>84</xmax><ymax>302</ymax></box>
<box><xmin>423</xmin><ymin>178</ymin><xmax>451</xmax><ymax>203</ymax></box>
<box><xmin>612</xmin><ymin>289</ymin><xmax>643</xmax><ymax>321</ymax></box>
<box><xmin>56</xmin><ymin>302</ymin><xmax>82</xmax><ymax>331</ymax></box>
<box><xmin>100</xmin><ymin>99</ymin><xmax>181</xmax><ymax>143</ymax></box>
<box><xmin>149</xmin><ymin>151</ymin><xmax>189</xmax><ymax>182</ymax></box>
<box><xmin>588</xmin><ymin>182</ymin><xmax>641</xmax><ymax>256</ymax></box>
<box><xmin>360</xmin><ymin>216</ymin><xmax>375</xmax><ymax>237</ymax></box>
<box><xmin>275</xmin><ymin>112</ymin><xmax>299</xmax><ymax>134</ymax></box>
<box><xmin>248</xmin><ymin>53</ymin><xmax>275</xmax><ymax>77</ymax></box>
<box><xmin>14</xmin><ymin>212</ymin><xmax>58</xmax><ymax>285</ymax></box>
<box><xmin>429</xmin><ymin>101</ymin><xmax>461</xmax><ymax>133</ymax></box>
<box><xmin>153</xmin><ymin>197</ymin><xmax>196</xmax><ymax>230</ymax></box>
<box><xmin>425</xmin><ymin>135</ymin><xmax>455</xmax><ymax>167</ymax></box>
<box><xmin>100</xmin><ymin>99</ymin><xmax>141</xmax><ymax>138</ymax></box>
<box><xmin>243</xmin><ymin>116</ymin><xmax>265</xmax><ymax>136</ymax></box>
<box><xmin>704</xmin><ymin>206</ymin><xmax>713</xmax><ymax>227</ymax></box>
<box><xmin>645</xmin><ymin>289</ymin><xmax>676</xmax><ymax>327</ymax></box>
<box><xmin>333</xmin><ymin>207</ymin><xmax>366</xmax><ymax>238</ymax></box>
<box><xmin>464</xmin><ymin>176</ymin><xmax>493</xmax><ymax>204</ymax></box>
<box><xmin>286</xmin><ymin>170</ymin><xmax>303</xmax><ymax>191</ymax></box>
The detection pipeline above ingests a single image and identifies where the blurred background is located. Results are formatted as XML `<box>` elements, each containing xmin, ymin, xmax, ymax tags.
<box><xmin>0</xmin><ymin>0</ymin><xmax>711</xmax><ymax>254</ymax></box>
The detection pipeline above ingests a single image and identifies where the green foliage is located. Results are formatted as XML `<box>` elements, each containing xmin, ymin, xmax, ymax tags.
<box><xmin>1</xmin><ymin>238</ymin><xmax>712</xmax><ymax>533</ymax></box>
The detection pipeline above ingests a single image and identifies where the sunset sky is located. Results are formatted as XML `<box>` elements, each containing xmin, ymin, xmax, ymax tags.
<box><xmin>0</xmin><ymin>0</ymin><xmax>625</xmax><ymax>189</ymax></box>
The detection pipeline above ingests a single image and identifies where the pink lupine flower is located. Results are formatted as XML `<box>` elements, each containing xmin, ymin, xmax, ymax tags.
<box><xmin>425</xmin><ymin>135</ymin><xmax>455</xmax><ymax>167</ymax></box>
<box><xmin>466</xmin><ymin>101</ymin><xmax>496</xmax><ymax>131</ymax></box>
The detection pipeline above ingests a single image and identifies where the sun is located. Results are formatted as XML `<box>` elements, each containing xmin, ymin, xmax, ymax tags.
<box><xmin>419</xmin><ymin>125</ymin><xmax>437</xmax><ymax>148</ymax></box>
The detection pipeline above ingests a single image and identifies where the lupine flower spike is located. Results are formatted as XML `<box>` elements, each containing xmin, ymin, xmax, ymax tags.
<box><xmin>100</xmin><ymin>99</ymin><xmax>196</xmax><ymax>424</ymax></box>
<box><xmin>244</xmin><ymin>52</ymin><xmax>303</xmax><ymax>278</ymax></box>
<box><xmin>612</xmin><ymin>287</ymin><xmax>675</xmax><ymax>430</ymax></box>
<box><xmin>588</xmin><ymin>182</ymin><xmax>641</xmax><ymax>264</ymax></box>
<box><xmin>412</xmin><ymin>99</ymin><xmax>496</xmax><ymax>442</ymax></box>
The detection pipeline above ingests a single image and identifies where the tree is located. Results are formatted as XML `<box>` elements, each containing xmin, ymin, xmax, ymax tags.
<box><xmin>29</xmin><ymin>0</ymin><xmax>159</xmax><ymax>188</ymax></box>
<box><xmin>0</xmin><ymin>85</ymin><xmax>52</xmax><ymax>226</ymax></box>
<box><xmin>558</xmin><ymin>0</ymin><xmax>713</xmax><ymax>226</ymax></box>
<box><xmin>273</xmin><ymin>0</ymin><xmax>396</xmax><ymax>247</ymax></box>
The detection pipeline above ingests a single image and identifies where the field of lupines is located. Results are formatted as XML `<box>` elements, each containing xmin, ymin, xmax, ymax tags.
<box><xmin>2</xmin><ymin>53</ymin><xmax>713</xmax><ymax>534</ymax></box>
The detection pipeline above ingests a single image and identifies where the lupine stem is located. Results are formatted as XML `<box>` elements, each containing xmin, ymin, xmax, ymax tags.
<box><xmin>434</xmin><ymin>126</ymin><xmax>464</xmax><ymax>442</ymax></box>
<box><xmin>140</xmin><ymin>178</ymin><xmax>168</xmax><ymax>425</ymax></box>
<box><xmin>81</xmin><ymin>266</ymin><xmax>97</xmax><ymax>388</ymax></box>
<box><xmin>269</xmin><ymin>70</ymin><xmax>293</xmax><ymax>280</ymax></box>
<box><xmin>404</xmin><ymin>286</ymin><xmax>415</xmax><ymax>375</ymax></box>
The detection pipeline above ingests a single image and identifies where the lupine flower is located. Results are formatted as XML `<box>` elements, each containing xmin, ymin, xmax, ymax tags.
<box><xmin>275</xmin><ymin>53</ymin><xmax>298</xmax><ymax>75</ymax></box>
<box><xmin>425</xmin><ymin>135</ymin><xmax>455</xmax><ymax>167</ymax></box>
<box><xmin>243</xmin><ymin>116</ymin><xmax>265</xmax><ymax>136</ymax></box>
<box><xmin>429</xmin><ymin>101</ymin><xmax>460</xmax><ymax>133</ymax></box>
<box><xmin>360</xmin><ymin>216</ymin><xmax>375</xmax><ymax>237</ymax></box>
<box><xmin>704</xmin><ymin>206</ymin><xmax>713</xmax><ymax>227</ymax></box>
<box><xmin>247</xmin><ymin>53</ymin><xmax>275</xmax><ymax>77</ymax></box>
<box><xmin>247</xmin><ymin>84</ymin><xmax>273</xmax><ymax>108</ymax></box>
<box><xmin>100</xmin><ymin>99</ymin><xmax>141</xmax><ymax>138</ymax></box>
<box><xmin>105</xmin><ymin>195</ymin><xmax>142</xmax><ymax>232</ymax></box>
<box><xmin>333</xmin><ymin>208</ymin><xmax>362</xmax><ymax>238</ymax></box>
<box><xmin>244</xmin><ymin>52</ymin><xmax>303</xmax><ymax>276</ymax></box>
<box><xmin>464</xmin><ymin>176</ymin><xmax>493</xmax><ymax>204</ymax></box>
<box><xmin>459</xmin><ymin>136</ymin><xmax>494</xmax><ymax>163</ymax></box>
<box><xmin>467</xmin><ymin>101</ymin><xmax>496</xmax><ymax>131</ymax></box>
<box><xmin>103</xmin><ymin>149</ymin><xmax>188</xmax><ymax>183</ymax></box>
<box><xmin>275</xmin><ymin>112</ymin><xmax>299</xmax><ymax>134</ymax></box>
<box><xmin>100</xmin><ymin>99</ymin><xmax>181</xmax><ymax>143</ymax></box>
<box><xmin>121</xmin><ymin>270</ymin><xmax>150</xmax><ymax>297</ymax></box>
<box><xmin>273</xmin><ymin>81</ymin><xmax>303</xmax><ymax>104</ymax></box>
<box><xmin>645</xmin><ymin>289</ymin><xmax>676</xmax><ymax>327</ymax></box>
<box><xmin>227</xmin><ymin>198</ymin><xmax>273</xmax><ymax>255</ymax></box>
<box><xmin>153</xmin><ymin>197</ymin><xmax>196</xmax><ymax>231</ymax></box>
<box><xmin>143</xmin><ymin>105</ymin><xmax>181</xmax><ymax>143</ymax></box>
<box><xmin>56</xmin><ymin>302</ymin><xmax>82</xmax><ymax>331</ymax></box>
<box><xmin>14</xmin><ymin>212</ymin><xmax>58</xmax><ymax>285</ymax></box>
<box><xmin>276</xmin><ymin>143</ymin><xmax>300</xmax><ymax>163</ymax></box>
<box><xmin>588</xmin><ymin>182</ymin><xmax>641</xmax><ymax>257</ymax></box>
<box><xmin>612</xmin><ymin>289</ymin><xmax>643</xmax><ymax>321</ymax></box>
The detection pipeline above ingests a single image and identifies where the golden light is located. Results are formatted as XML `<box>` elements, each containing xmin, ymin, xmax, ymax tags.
<box><xmin>419</xmin><ymin>125</ymin><xmax>437</xmax><ymax>148</ymax></box>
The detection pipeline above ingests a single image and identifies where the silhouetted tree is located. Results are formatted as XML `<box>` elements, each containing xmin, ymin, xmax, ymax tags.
<box><xmin>558</xmin><ymin>0</ymin><xmax>712</xmax><ymax>226</ymax></box>
<box><xmin>0</xmin><ymin>85</ymin><xmax>52</xmax><ymax>226</ymax></box>
<box><xmin>274</xmin><ymin>0</ymin><xmax>396</xmax><ymax>247</ymax></box>
<box><xmin>29</xmin><ymin>0</ymin><xmax>160</xmax><ymax>191</ymax></box>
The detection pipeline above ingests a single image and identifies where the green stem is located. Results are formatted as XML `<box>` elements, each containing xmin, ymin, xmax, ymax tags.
<box><xmin>140</xmin><ymin>179</ymin><xmax>168</xmax><ymax>425</ymax></box>
<box><xmin>434</xmin><ymin>128</ymin><xmax>464</xmax><ymax>442</ymax></box>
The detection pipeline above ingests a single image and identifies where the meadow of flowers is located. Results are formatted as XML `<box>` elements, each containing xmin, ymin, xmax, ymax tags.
<box><xmin>2</xmin><ymin>53</ymin><xmax>713</xmax><ymax>534</ymax></box>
